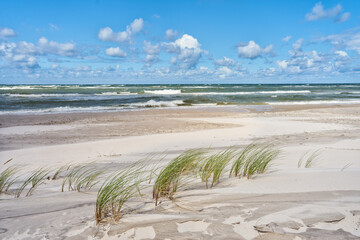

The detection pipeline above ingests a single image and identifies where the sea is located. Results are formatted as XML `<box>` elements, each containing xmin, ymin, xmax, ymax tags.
<box><xmin>1</xmin><ymin>84</ymin><xmax>360</xmax><ymax>114</ymax></box>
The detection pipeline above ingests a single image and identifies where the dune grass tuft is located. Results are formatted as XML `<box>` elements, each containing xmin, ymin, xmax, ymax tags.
<box><xmin>62</xmin><ymin>163</ymin><xmax>104</xmax><ymax>192</ymax></box>
<box><xmin>153</xmin><ymin>149</ymin><xmax>204</xmax><ymax>206</ymax></box>
<box><xmin>298</xmin><ymin>150</ymin><xmax>322</xmax><ymax>168</ymax></box>
<box><xmin>200</xmin><ymin>149</ymin><xmax>235</xmax><ymax>188</ymax></box>
<box><xmin>15</xmin><ymin>168</ymin><xmax>50</xmax><ymax>198</ymax></box>
<box><xmin>0</xmin><ymin>166</ymin><xmax>18</xmax><ymax>194</ymax></box>
<box><xmin>240</xmin><ymin>144</ymin><xmax>280</xmax><ymax>179</ymax></box>
<box><xmin>95</xmin><ymin>162</ymin><xmax>146</xmax><ymax>223</ymax></box>
<box><xmin>230</xmin><ymin>144</ymin><xmax>257</xmax><ymax>177</ymax></box>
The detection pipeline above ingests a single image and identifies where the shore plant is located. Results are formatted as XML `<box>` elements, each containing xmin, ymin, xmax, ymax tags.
<box><xmin>0</xmin><ymin>166</ymin><xmax>18</xmax><ymax>194</ymax></box>
<box><xmin>95</xmin><ymin>162</ymin><xmax>146</xmax><ymax>223</ymax></box>
<box><xmin>200</xmin><ymin>149</ymin><xmax>235</xmax><ymax>188</ymax></box>
<box><xmin>62</xmin><ymin>163</ymin><xmax>103</xmax><ymax>192</ymax></box>
<box><xmin>15</xmin><ymin>168</ymin><xmax>50</xmax><ymax>198</ymax></box>
<box><xmin>153</xmin><ymin>149</ymin><xmax>204</xmax><ymax>206</ymax></box>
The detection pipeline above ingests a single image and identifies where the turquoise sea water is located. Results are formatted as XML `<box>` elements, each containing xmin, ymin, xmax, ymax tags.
<box><xmin>1</xmin><ymin>84</ymin><xmax>359</xmax><ymax>114</ymax></box>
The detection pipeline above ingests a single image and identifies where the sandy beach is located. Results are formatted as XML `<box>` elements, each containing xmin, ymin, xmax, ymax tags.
<box><xmin>0</xmin><ymin>104</ymin><xmax>360</xmax><ymax>240</ymax></box>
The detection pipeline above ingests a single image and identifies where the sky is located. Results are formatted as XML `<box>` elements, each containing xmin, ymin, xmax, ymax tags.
<box><xmin>0</xmin><ymin>0</ymin><xmax>360</xmax><ymax>84</ymax></box>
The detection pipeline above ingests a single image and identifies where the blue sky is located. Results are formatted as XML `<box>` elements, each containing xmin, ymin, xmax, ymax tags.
<box><xmin>0</xmin><ymin>0</ymin><xmax>360</xmax><ymax>84</ymax></box>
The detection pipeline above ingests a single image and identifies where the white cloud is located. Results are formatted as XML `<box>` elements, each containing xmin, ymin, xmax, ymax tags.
<box><xmin>214</xmin><ymin>56</ymin><xmax>236</xmax><ymax>67</ymax></box>
<box><xmin>335</xmin><ymin>12</ymin><xmax>351</xmax><ymax>23</ymax></box>
<box><xmin>0</xmin><ymin>27</ymin><xmax>16</xmax><ymax>39</ymax></box>
<box><xmin>237</xmin><ymin>41</ymin><xmax>273</xmax><ymax>59</ymax></box>
<box><xmin>306</xmin><ymin>2</ymin><xmax>350</xmax><ymax>22</ymax></box>
<box><xmin>0</xmin><ymin>37</ymin><xmax>76</xmax><ymax>69</ymax></box>
<box><xmin>282</xmin><ymin>36</ymin><xmax>292</xmax><ymax>43</ymax></box>
<box><xmin>105</xmin><ymin>47</ymin><xmax>127</xmax><ymax>57</ymax></box>
<box><xmin>277</xmin><ymin>60</ymin><xmax>288</xmax><ymax>70</ymax></box>
<box><xmin>165</xmin><ymin>29</ymin><xmax>178</xmax><ymax>40</ymax></box>
<box><xmin>164</xmin><ymin>34</ymin><xmax>205</xmax><ymax>69</ymax></box>
<box><xmin>335</xmin><ymin>50</ymin><xmax>349</xmax><ymax>58</ymax></box>
<box><xmin>98</xmin><ymin>18</ymin><xmax>144</xmax><ymax>43</ymax></box>
<box><xmin>143</xmin><ymin>41</ymin><xmax>160</xmax><ymax>66</ymax></box>
<box><xmin>320</xmin><ymin>30</ymin><xmax>360</xmax><ymax>55</ymax></box>
<box><xmin>38</xmin><ymin>37</ymin><xmax>76</xmax><ymax>56</ymax></box>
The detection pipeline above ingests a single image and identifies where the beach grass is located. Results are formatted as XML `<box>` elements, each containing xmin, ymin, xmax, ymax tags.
<box><xmin>230</xmin><ymin>143</ymin><xmax>257</xmax><ymax>177</ymax></box>
<box><xmin>15</xmin><ymin>168</ymin><xmax>50</xmax><ymax>198</ymax></box>
<box><xmin>95</xmin><ymin>162</ymin><xmax>146</xmax><ymax>223</ymax></box>
<box><xmin>0</xmin><ymin>166</ymin><xmax>18</xmax><ymax>194</ymax></box>
<box><xmin>52</xmin><ymin>164</ymin><xmax>70</xmax><ymax>180</ymax></box>
<box><xmin>241</xmin><ymin>144</ymin><xmax>280</xmax><ymax>179</ymax></box>
<box><xmin>200</xmin><ymin>149</ymin><xmax>235</xmax><ymax>188</ymax></box>
<box><xmin>62</xmin><ymin>163</ymin><xmax>103</xmax><ymax>192</ymax></box>
<box><xmin>298</xmin><ymin>150</ymin><xmax>322</xmax><ymax>168</ymax></box>
<box><xmin>153</xmin><ymin>149</ymin><xmax>204</xmax><ymax>206</ymax></box>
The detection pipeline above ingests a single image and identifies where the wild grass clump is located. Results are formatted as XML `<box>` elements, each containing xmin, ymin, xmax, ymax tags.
<box><xmin>200</xmin><ymin>149</ymin><xmax>235</xmax><ymax>188</ymax></box>
<box><xmin>62</xmin><ymin>163</ymin><xmax>103</xmax><ymax>192</ymax></box>
<box><xmin>230</xmin><ymin>144</ymin><xmax>257</xmax><ymax>177</ymax></box>
<box><xmin>95</xmin><ymin>162</ymin><xmax>146</xmax><ymax>223</ymax></box>
<box><xmin>15</xmin><ymin>168</ymin><xmax>50</xmax><ymax>198</ymax></box>
<box><xmin>153</xmin><ymin>149</ymin><xmax>204</xmax><ymax>206</ymax></box>
<box><xmin>298</xmin><ymin>150</ymin><xmax>321</xmax><ymax>168</ymax></box>
<box><xmin>239</xmin><ymin>144</ymin><xmax>280</xmax><ymax>179</ymax></box>
<box><xmin>0</xmin><ymin>166</ymin><xmax>18</xmax><ymax>194</ymax></box>
<box><xmin>52</xmin><ymin>164</ymin><xmax>70</xmax><ymax>180</ymax></box>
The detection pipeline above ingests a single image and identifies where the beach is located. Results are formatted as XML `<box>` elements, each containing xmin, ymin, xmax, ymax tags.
<box><xmin>0</xmin><ymin>103</ymin><xmax>360</xmax><ymax>239</ymax></box>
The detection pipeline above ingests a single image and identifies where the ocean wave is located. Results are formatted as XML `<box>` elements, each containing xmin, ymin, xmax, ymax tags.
<box><xmin>144</xmin><ymin>89</ymin><xmax>182</xmax><ymax>94</ymax></box>
<box><xmin>0</xmin><ymin>86</ymin><xmax>40</xmax><ymax>90</ymax></box>
<box><xmin>182</xmin><ymin>90</ymin><xmax>311</xmax><ymax>95</ymax></box>
<box><xmin>128</xmin><ymin>100</ymin><xmax>184</xmax><ymax>108</ymax></box>
<box><xmin>2</xmin><ymin>93</ymin><xmax>84</xmax><ymax>98</ymax></box>
<box><xmin>0</xmin><ymin>106</ymin><xmax>130</xmax><ymax>115</ymax></box>
<box><xmin>267</xmin><ymin>100</ymin><xmax>360</xmax><ymax>105</ymax></box>
<box><xmin>95</xmin><ymin>92</ymin><xmax>137</xmax><ymax>96</ymax></box>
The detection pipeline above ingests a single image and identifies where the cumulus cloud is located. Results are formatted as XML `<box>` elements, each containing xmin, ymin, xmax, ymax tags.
<box><xmin>38</xmin><ymin>37</ymin><xmax>76</xmax><ymax>56</ymax></box>
<box><xmin>237</xmin><ymin>41</ymin><xmax>273</xmax><ymax>59</ymax></box>
<box><xmin>0</xmin><ymin>42</ymin><xmax>39</xmax><ymax>68</ymax></box>
<box><xmin>320</xmin><ymin>30</ymin><xmax>360</xmax><ymax>55</ymax></box>
<box><xmin>164</xmin><ymin>34</ymin><xmax>205</xmax><ymax>69</ymax></box>
<box><xmin>165</xmin><ymin>29</ymin><xmax>178</xmax><ymax>40</ymax></box>
<box><xmin>214</xmin><ymin>56</ymin><xmax>236</xmax><ymax>67</ymax></box>
<box><xmin>0</xmin><ymin>37</ymin><xmax>76</xmax><ymax>69</ymax></box>
<box><xmin>143</xmin><ymin>41</ymin><xmax>160</xmax><ymax>66</ymax></box>
<box><xmin>0</xmin><ymin>27</ymin><xmax>16</xmax><ymax>39</ymax></box>
<box><xmin>98</xmin><ymin>18</ymin><xmax>144</xmax><ymax>43</ymax></box>
<box><xmin>334</xmin><ymin>50</ymin><xmax>349</xmax><ymax>58</ymax></box>
<box><xmin>282</xmin><ymin>36</ymin><xmax>292</xmax><ymax>43</ymax></box>
<box><xmin>306</xmin><ymin>2</ymin><xmax>350</xmax><ymax>22</ymax></box>
<box><xmin>105</xmin><ymin>47</ymin><xmax>127</xmax><ymax>57</ymax></box>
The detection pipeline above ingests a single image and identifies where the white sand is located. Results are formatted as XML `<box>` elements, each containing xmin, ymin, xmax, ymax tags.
<box><xmin>0</xmin><ymin>105</ymin><xmax>359</xmax><ymax>239</ymax></box>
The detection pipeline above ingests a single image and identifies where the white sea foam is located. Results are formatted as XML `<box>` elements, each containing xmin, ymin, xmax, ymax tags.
<box><xmin>128</xmin><ymin>100</ymin><xmax>184</xmax><ymax>108</ymax></box>
<box><xmin>0</xmin><ymin>106</ymin><xmax>127</xmax><ymax>115</ymax></box>
<box><xmin>181</xmin><ymin>90</ymin><xmax>311</xmax><ymax>95</ymax></box>
<box><xmin>144</xmin><ymin>89</ymin><xmax>182</xmax><ymax>94</ymax></box>
<box><xmin>0</xmin><ymin>86</ymin><xmax>39</xmax><ymax>90</ymax></box>
<box><xmin>3</xmin><ymin>93</ymin><xmax>84</xmax><ymax>98</ymax></box>
<box><xmin>95</xmin><ymin>92</ymin><xmax>137</xmax><ymax>96</ymax></box>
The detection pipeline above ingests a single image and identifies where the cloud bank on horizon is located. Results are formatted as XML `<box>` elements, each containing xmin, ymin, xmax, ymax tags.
<box><xmin>0</xmin><ymin>0</ymin><xmax>359</xmax><ymax>83</ymax></box>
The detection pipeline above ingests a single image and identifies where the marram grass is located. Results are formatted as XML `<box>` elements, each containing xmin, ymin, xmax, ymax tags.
<box><xmin>229</xmin><ymin>143</ymin><xmax>280</xmax><ymax>179</ymax></box>
<box><xmin>15</xmin><ymin>168</ymin><xmax>50</xmax><ymax>198</ymax></box>
<box><xmin>0</xmin><ymin>166</ymin><xmax>18</xmax><ymax>194</ymax></box>
<box><xmin>62</xmin><ymin>163</ymin><xmax>104</xmax><ymax>192</ymax></box>
<box><xmin>200</xmin><ymin>149</ymin><xmax>235</xmax><ymax>188</ymax></box>
<box><xmin>298</xmin><ymin>150</ymin><xmax>322</xmax><ymax>168</ymax></box>
<box><xmin>153</xmin><ymin>149</ymin><xmax>204</xmax><ymax>206</ymax></box>
<box><xmin>95</xmin><ymin>161</ymin><xmax>146</xmax><ymax>223</ymax></box>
